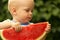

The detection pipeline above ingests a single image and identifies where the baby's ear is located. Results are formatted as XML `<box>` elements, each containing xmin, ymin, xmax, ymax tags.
<box><xmin>11</xmin><ymin>7</ymin><xmax>17</xmax><ymax>15</ymax></box>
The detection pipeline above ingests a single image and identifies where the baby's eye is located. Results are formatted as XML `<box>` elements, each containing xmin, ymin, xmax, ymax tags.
<box><xmin>25</xmin><ymin>9</ymin><xmax>29</xmax><ymax>12</ymax></box>
<box><xmin>31</xmin><ymin>10</ymin><xmax>33</xmax><ymax>12</ymax></box>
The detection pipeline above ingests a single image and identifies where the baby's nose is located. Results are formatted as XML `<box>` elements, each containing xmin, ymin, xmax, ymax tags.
<box><xmin>29</xmin><ymin>11</ymin><xmax>32</xmax><ymax>16</ymax></box>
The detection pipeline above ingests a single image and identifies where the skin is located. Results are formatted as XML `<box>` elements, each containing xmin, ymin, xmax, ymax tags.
<box><xmin>7</xmin><ymin>0</ymin><xmax>34</xmax><ymax>31</ymax></box>
<box><xmin>9</xmin><ymin>0</ymin><xmax>34</xmax><ymax>23</ymax></box>
<box><xmin>0</xmin><ymin>0</ymin><xmax>34</xmax><ymax>32</ymax></box>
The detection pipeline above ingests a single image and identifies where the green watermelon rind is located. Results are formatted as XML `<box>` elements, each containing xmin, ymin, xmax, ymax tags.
<box><xmin>0</xmin><ymin>30</ymin><xmax>6</xmax><ymax>40</ymax></box>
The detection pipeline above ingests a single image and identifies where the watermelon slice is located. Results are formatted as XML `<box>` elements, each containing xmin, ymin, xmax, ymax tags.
<box><xmin>0</xmin><ymin>22</ymin><xmax>48</xmax><ymax>40</ymax></box>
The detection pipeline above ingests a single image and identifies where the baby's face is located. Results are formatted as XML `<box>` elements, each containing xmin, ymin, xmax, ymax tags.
<box><xmin>15</xmin><ymin>0</ymin><xmax>34</xmax><ymax>23</ymax></box>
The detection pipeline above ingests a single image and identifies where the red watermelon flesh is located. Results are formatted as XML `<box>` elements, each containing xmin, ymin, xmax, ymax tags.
<box><xmin>1</xmin><ymin>22</ymin><xmax>48</xmax><ymax>40</ymax></box>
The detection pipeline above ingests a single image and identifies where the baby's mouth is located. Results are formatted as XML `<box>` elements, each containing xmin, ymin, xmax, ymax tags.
<box><xmin>27</xmin><ymin>17</ymin><xmax>32</xmax><ymax>20</ymax></box>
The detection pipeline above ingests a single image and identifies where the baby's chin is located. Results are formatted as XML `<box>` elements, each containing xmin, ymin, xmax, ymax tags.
<box><xmin>19</xmin><ymin>18</ymin><xmax>32</xmax><ymax>23</ymax></box>
<box><xmin>22</xmin><ymin>19</ymin><xmax>31</xmax><ymax>23</ymax></box>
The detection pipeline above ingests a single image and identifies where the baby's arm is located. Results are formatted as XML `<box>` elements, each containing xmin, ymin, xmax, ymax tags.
<box><xmin>0</xmin><ymin>20</ymin><xmax>11</xmax><ymax>30</ymax></box>
<box><xmin>0</xmin><ymin>19</ymin><xmax>21</xmax><ymax>32</ymax></box>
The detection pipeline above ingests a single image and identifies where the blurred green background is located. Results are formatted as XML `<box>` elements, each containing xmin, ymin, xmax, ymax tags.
<box><xmin>0</xmin><ymin>0</ymin><xmax>60</xmax><ymax>40</ymax></box>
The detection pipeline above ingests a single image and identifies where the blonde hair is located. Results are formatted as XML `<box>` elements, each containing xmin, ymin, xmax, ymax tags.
<box><xmin>8</xmin><ymin>0</ymin><xmax>34</xmax><ymax>13</ymax></box>
<box><xmin>8</xmin><ymin>0</ymin><xmax>20</xmax><ymax>13</ymax></box>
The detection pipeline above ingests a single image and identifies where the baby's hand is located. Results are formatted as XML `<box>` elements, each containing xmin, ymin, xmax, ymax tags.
<box><xmin>45</xmin><ymin>22</ymin><xmax>51</xmax><ymax>33</ymax></box>
<box><xmin>11</xmin><ymin>22</ymin><xmax>22</xmax><ymax>32</ymax></box>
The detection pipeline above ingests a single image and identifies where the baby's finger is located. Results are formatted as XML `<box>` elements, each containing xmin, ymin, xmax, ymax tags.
<box><xmin>13</xmin><ymin>22</ymin><xmax>22</xmax><ymax>32</ymax></box>
<box><xmin>45</xmin><ymin>24</ymin><xmax>51</xmax><ymax>33</ymax></box>
<box><xmin>15</xmin><ymin>25</ymin><xmax>22</xmax><ymax>32</ymax></box>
